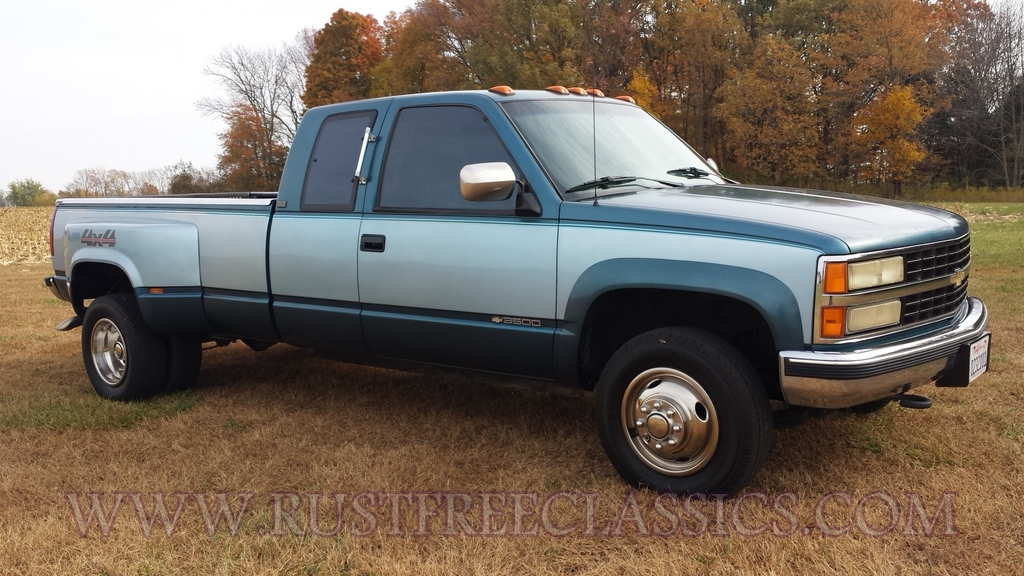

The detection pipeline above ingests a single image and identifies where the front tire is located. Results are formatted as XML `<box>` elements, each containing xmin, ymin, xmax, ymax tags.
<box><xmin>596</xmin><ymin>328</ymin><xmax>772</xmax><ymax>496</ymax></box>
<box><xmin>82</xmin><ymin>294</ymin><xmax>168</xmax><ymax>401</ymax></box>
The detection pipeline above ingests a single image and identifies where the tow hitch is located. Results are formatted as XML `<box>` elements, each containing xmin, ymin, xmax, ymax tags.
<box><xmin>896</xmin><ymin>394</ymin><xmax>932</xmax><ymax>409</ymax></box>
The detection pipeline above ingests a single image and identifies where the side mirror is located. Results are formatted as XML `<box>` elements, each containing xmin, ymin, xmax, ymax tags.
<box><xmin>460</xmin><ymin>162</ymin><xmax>517</xmax><ymax>202</ymax></box>
<box><xmin>706</xmin><ymin>157</ymin><xmax>720</xmax><ymax>172</ymax></box>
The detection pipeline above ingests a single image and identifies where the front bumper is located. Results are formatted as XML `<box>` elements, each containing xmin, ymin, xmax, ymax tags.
<box><xmin>44</xmin><ymin>275</ymin><xmax>71</xmax><ymax>302</ymax></box>
<box><xmin>779</xmin><ymin>297</ymin><xmax>988</xmax><ymax>408</ymax></box>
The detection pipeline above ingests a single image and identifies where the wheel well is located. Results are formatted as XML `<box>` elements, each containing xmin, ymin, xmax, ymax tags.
<box><xmin>70</xmin><ymin>262</ymin><xmax>134</xmax><ymax>315</ymax></box>
<box><xmin>578</xmin><ymin>289</ymin><xmax>782</xmax><ymax>399</ymax></box>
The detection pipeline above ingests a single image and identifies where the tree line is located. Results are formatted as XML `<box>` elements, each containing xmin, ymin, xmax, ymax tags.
<box><xmin>330</xmin><ymin>0</ymin><xmax>1021</xmax><ymax>195</ymax></box>
<box><xmin>5</xmin><ymin>0</ymin><xmax>1021</xmax><ymax>205</ymax></box>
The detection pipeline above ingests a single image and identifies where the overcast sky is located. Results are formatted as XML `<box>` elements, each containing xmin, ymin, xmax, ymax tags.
<box><xmin>0</xmin><ymin>0</ymin><xmax>413</xmax><ymax>192</ymax></box>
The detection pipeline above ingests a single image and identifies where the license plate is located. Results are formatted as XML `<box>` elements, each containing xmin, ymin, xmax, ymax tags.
<box><xmin>968</xmin><ymin>334</ymin><xmax>990</xmax><ymax>383</ymax></box>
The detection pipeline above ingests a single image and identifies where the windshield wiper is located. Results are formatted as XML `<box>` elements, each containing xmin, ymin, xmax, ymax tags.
<box><xmin>565</xmin><ymin>176</ymin><xmax>637</xmax><ymax>194</ymax></box>
<box><xmin>565</xmin><ymin>175</ymin><xmax>685</xmax><ymax>195</ymax></box>
<box><xmin>667</xmin><ymin>167</ymin><xmax>711</xmax><ymax>178</ymax></box>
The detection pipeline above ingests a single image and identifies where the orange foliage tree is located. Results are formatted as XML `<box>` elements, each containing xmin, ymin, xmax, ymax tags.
<box><xmin>852</xmin><ymin>86</ymin><xmax>928</xmax><ymax>195</ymax></box>
<box><xmin>303</xmin><ymin>9</ymin><xmax>384</xmax><ymax>108</ymax></box>
<box><xmin>217</xmin><ymin>104</ymin><xmax>288</xmax><ymax>192</ymax></box>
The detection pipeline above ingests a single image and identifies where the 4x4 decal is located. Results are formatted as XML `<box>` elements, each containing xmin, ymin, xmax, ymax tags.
<box><xmin>81</xmin><ymin>229</ymin><xmax>116</xmax><ymax>247</ymax></box>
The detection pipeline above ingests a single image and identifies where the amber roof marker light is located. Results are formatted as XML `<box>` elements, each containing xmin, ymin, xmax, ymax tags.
<box><xmin>546</xmin><ymin>85</ymin><xmax>569</xmax><ymax>94</ymax></box>
<box><xmin>489</xmin><ymin>86</ymin><xmax>515</xmax><ymax>95</ymax></box>
<box><xmin>567</xmin><ymin>87</ymin><xmax>588</xmax><ymax>95</ymax></box>
<box><xmin>615</xmin><ymin>95</ymin><xmax>636</xmax><ymax>104</ymax></box>
<box><xmin>585</xmin><ymin>89</ymin><xmax>605</xmax><ymax>97</ymax></box>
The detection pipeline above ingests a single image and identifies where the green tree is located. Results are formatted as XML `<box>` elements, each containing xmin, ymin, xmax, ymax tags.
<box><xmin>303</xmin><ymin>9</ymin><xmax>385</xmax><ymax>108</ymax></box>
<box><xmin>166</xmin><ymin>162</ymin><xmax>224</xmax><ymax>195</ymax></box>
<box><xmin>5</xmin><ymin>179</ymin><xmax>56</xmax><ymax>206</ymax></box>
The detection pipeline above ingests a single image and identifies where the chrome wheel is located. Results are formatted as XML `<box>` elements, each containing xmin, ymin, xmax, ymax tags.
<box><xmin>621</xmin><ymin>367</ymin><xmax>719</xmax><ymax>476</ymax></box>
<box><xmin>90</xmin><ymin>318</ymin><xmax>127</xmax><ymax>387</ymax></box>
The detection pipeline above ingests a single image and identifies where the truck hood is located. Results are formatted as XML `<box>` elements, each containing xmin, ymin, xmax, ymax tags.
<box><xmin>558</xmin><ymin>184</ymin><xmax>968</xmax><ymax>254</ymax></box>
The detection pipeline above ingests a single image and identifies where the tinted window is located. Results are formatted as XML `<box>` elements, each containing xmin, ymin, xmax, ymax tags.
<box><xmin>378</xmin><ymin>106</ymin><xmax>516</xmax><ymax>211</ymax></box>
<box><xmin>301</xmin><ymin>110</ymin><xmax>377</xmax><ymax>211</ymax></box>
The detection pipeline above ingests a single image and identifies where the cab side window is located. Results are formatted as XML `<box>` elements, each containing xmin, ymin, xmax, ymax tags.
<box><xmin>301</xmin><ymin>110</ymin><xmax>377</xmax><ymax>211</ymax></box>
<box><xmin>378</xmin><ymin>106</ymin><xmax>516</xmax><ymax>212</ymax></box>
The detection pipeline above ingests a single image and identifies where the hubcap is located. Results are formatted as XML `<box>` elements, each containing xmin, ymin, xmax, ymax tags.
<box><xmin>621</xmin><ymin>367</ymin><xmax>718</xmax><ymax>476</ymax></box>
<box><xmin>91</xmin><ymin>318</ymin><xmax>127</xmax><ymax>387</ymax></box>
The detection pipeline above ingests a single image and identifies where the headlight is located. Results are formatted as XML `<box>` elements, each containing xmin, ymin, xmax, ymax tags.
<box><xmin>846</xmin><ymin>300</ymin><xmax>902</xmax><ymax>333</ymax></box>
<box><xmin>824</xmin><ymin>256</ymin><xmax>904</xmax><ymax>293</ymax></box>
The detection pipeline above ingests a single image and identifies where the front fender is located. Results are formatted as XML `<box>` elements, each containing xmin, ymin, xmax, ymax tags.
<box><xmin>554</xmin><ymin>258</ymin><xmax>805</xmax><ymax>384</ymax></box>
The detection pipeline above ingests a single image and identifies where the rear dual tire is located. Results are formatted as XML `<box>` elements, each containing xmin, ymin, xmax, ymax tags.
<box><xmin>82</xmin><ymin>294</ymin><xmax>201</xmax><ymax>400</ymax></box>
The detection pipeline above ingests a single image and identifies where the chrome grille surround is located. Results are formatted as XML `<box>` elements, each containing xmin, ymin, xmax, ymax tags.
<box><xmin>813</xmin><ymin>234</ymin><xmax>971</xmax><ymax>345</ymax></box>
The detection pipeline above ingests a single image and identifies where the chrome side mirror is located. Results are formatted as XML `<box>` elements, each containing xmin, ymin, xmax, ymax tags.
<box><xmin>706</xmin><ymin>157</ymin><xmax>720</xmax><ymax>172</ymax></box>
<box><xmin>460</xmin><ymin>162</ymin><xmax>517</xmax><ymax>202</ymax></box>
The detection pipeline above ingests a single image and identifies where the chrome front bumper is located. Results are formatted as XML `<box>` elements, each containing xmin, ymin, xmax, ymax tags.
<box><xmin>779</xmin><ymin>297</ymin><xmax>989</xmax><ymax>409</ymax></box>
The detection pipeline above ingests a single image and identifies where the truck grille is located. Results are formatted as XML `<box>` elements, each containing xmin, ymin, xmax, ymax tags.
<box><xmin>904</xmin><ymin>236</ymin><xmax>970</xmax><ymax>282</ymax></box>
<box><xmin>902</xmin><ymin>278</ymin><xmax>969</xmax><ymax>324</ymax></box>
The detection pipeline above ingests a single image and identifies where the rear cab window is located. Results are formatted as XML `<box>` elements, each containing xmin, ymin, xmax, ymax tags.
<box><xmin>301</xmin><ymin>110</ymin><xmax>378</xmax><ymax>211</ymax></box>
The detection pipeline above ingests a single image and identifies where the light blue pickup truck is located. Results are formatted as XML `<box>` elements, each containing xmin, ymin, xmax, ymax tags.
<box><xmin>45</xmin><ymin>88</ymin><xmax>991</xmax><ymax>495</ymax></box>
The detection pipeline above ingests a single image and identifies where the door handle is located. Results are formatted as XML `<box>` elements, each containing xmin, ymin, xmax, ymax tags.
<box><xmin>360</xmin><ymin>234</ymin><xmax>386</xmax><ymax>252</ymax></box>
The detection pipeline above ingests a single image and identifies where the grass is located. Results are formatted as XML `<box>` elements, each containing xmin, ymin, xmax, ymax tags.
<box><xmin>0</xmin><ymin>204</ymin><xmax>1022</xmax><ymax>573</ymax></box>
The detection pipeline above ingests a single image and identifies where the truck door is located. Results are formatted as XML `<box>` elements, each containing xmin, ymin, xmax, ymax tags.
<box><xmin>269</xmin><ymin>105</ymin><xmax>386</xmax><ymax>355</ymax></box>
<box><xmin>357</xmin><ymin>104</ymin><xmax>557</xmax><ymax>379</ymax></box>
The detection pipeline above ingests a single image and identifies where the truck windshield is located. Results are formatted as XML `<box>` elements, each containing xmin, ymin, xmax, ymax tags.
<box><xmin>501</xmin><ymin>99</ymin><xmax>721</xmax><ymax>199</ymax></box>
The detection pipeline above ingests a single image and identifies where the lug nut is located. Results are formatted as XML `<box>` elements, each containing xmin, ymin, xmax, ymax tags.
<box><xmin>673</xmin><ymin>424</ymin><xmax>681</xmax><ymax>432</ymax></box>
<box><xmin>653</xmin><ymin>401</ymin><xmax>662</xmax><ymax>409</ymax></box>
<box><xmin>636</xmin><ymin>419</ymin><xmax>644</xmax><ymax>427</ymax></box>
<box><xmin>668</xmin><ymin>439</ymin><xmax>676</xmax><ymax>446</ymax></box>
<box><xmin>640</xmin><ymin>406</ymin><xmax>648</xmax><ymax>413</ymax></box>
<box><xmin>655</xmin><ymin>443</ymin><xmax>663</xmax><ymax>450</ymax></box>
<box><xmin>666</xmin><ymin>409</ymin><xmax>675</xmax><ymax>416</ymax></box>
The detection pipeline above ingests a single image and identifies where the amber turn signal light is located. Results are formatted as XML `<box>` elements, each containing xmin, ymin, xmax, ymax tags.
<box><xmin>824</xmin><ymin>262</ymin><xmax>848</xmax><ymax>294</ymax></box>
<box><xmin>821</xmin><ymin>307</ymin><xmax>846</xmax><ymax>339</ymax></box>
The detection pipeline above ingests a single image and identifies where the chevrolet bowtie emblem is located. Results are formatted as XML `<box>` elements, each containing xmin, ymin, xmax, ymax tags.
<box><xmin>492</xmin><ymin>316</ymin><xmax>503</xmax><ymax>324</ymax></box>
<box><xmin>951</xmin><ymin>268</ymin><xmax>967</xmax><ymax>287</ymax></box>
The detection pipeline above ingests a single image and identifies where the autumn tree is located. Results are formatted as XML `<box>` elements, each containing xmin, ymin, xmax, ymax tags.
<box><xmin>369</xmin><ymin>9</ymin><xmax>473</xmax><ymax>95</ymax></box>
<box><xmin>764</xmin><ymin>0</ymin><xmax>943</xmax><ymax>183</ymax></box>
<box><xmin>5</xmin><ymin>179</ymin><xmax>56</xmax><ymax>206</ymax></box>
<box><xmin>303</xmin><ymin>9</ymin><xmax>384</xmax><ymax>108</ymax></box>
<box><xmin>217</xmin><ymin>104</ymin><xmax>288</xmax><ymax>192</ymax></box>
<box><xmin>852</xmin><ymin>85</ymin><xmax>928</xmax><ymax>195</ymax></box>
<box><xmin>641</xmin><ymin>0</ymin><xmax>749</xmax><ymax>160</ymax></box>
<box><xmin>199</xmin><ymin>32</ymin><xmax>311</xmax><ymax>146</ymax></box>
<box><xmin>717</xmin><ymin>34</ymin><xmax>820</xmax><ymax>183</ymax></box>
<box><xmin>576</xmin><ymin>0</ymin><xmax>641</xmax><ymax>92</ymax></box>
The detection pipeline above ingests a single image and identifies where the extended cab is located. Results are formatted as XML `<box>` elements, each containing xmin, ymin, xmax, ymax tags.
<box><xmin>45</xmin><ymin>88</ymin><xmax>991</xmax><ymax>495</ymax></box>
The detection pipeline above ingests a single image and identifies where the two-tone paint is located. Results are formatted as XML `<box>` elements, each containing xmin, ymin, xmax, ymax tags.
<box><xmin>47</xmin><ymin>89</ymin><xmax>987</xmax><ymax>408</ymax></box>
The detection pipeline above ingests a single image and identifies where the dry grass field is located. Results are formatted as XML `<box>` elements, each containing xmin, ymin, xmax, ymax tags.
<box><xmin>0</xmin><ymin>205</ymin><xmax>1022</xmax><ymax>574</ymax></box>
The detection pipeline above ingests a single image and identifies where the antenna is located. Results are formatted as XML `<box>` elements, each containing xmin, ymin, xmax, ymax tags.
<box><xmin>592</xmin><ymin>89</ymin><xmax>598</xmax><ymax>207</ymax></box>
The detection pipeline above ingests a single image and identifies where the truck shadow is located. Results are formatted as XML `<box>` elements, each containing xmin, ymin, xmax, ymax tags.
<box><xmin>191</xmin><ymin>342</ymin><xmax>899</xmax><ymax>493</ymax></box>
